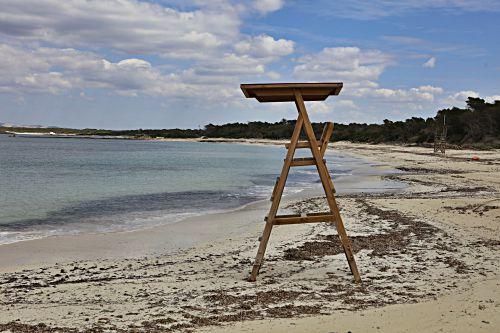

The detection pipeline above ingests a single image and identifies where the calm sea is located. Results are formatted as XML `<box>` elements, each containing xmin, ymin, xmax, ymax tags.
<box><xmin>0</xmin><ymin>134</ymin><xmax>403</xmax><ymax>244</ymax></box>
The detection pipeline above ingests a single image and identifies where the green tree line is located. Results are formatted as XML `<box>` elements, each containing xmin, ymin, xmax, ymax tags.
<box><xmin>2</xmin><ymin>97</ymin><xmax>499</xmax><ymax>148</ymax></box>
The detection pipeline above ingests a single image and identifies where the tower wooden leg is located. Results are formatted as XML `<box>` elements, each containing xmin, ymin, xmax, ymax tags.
<box><xmin>249</xmin><ymin>114</ymin><xmax>304</xmax><ymax>282</ymax></box>
<box><xmin>294</xmin><ymin>91</ymin><xmax>361</xmax><ymax>283</ymax></box>
<box><xmin>249</xmin><ymin>219</ymin><xmax>273</xmax><ymax>281</ymax></box>
<box><xmin>335</xmin><ymin>221</ymin><xmax>361</xmax><ymax>282</ymax></box>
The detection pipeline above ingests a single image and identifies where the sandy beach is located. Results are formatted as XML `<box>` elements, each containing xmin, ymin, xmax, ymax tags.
<box><xmin>0</xmin><ymin>143</ymin><xmax>499</xmax><ymax>332</ymax></box>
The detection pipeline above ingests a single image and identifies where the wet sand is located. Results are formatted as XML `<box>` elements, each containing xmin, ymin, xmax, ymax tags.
<box><xmin>0</xmin><ymin>143</ymin><xmax>499</xmax><ymax>332</ymax></box>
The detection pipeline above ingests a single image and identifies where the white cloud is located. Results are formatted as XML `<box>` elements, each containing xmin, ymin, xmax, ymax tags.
<box><xmin>235</xmin><ymin>34</ymin><xmax>294</xmax><ymax>58</ymax></box>
<box><xmin>0</xmin><ymin>44</ymin><xmax>68</xmax><ymax>94</ymax></box>
<box><xmin>417</xmin><ymin>85</ymin><xmax>444</xmax><ymax>94</ymax></box>
<box><xmin>0</xmin><ymin>42</ymin><xmax>286</xmax><ymax>104</ymax></box>
<box><xmin>0</xmin><ymin>0</ymin><xmax>240</xmax><ymax>58</ymax></box>
<box><xmin>486</xmin><ymin>95</ymin><xmax>500</xmax><ymax>103</ymax></box>
<box><xmin>454</xmin><ymin>90</ymin><xmax>479</xmax><ymax>99</ymax></box>
<box><xmin>423</xmin><ymin>57</ymin><xmax>436</xmax><ymax>68</ymax></box>
<box><xmin>266</xmin><ymin>71</ymin><xmax>281</xmax><ymax>80</ymax></box>
<box><xmin>373</xmin><ymin>86</ymin><xmax>442</xmax><ymax>102</ymax></box>
<box><xmin>351</xmin><ymin>85</ymin><xmax>444</xmax><ymax>104</ymax></box>
<box><xmin>337</xmin><ymin>100</ymin><xmax>358</xmax><ymax>109</ymax></box>
<box><xmin>306</xmin><ymin>99</ymin><xmax>358</xmax><ymax>115</ymax></box>
<box><xmin>308</xmin><ymin>102</ymin><xmax>332</xmax><ymax>114</ymax></box>
<box><xmin>253</xmin><ymin>0</ymin><xmax>285</xmax><ymax>14</ymax></box>
<box><xmin>293</xmin><ymin>47</ymin><xmax>393</xmax><ymax>89</ymax></box>
<box><xmin>441</xmin><ymin>90</ymin><xmax>479</xmax><ymax>106</ymax></box>
<box><xmin>292</xmin><ymin>46</ymin><xmax>447</xmax><ymax>120</ymax></box>
<box><xmin>189</xmin><ymin>53</ymin><xmax>266</xmax><ymax>77</ymax></box>
<box><xmin>441</xmin><ymin>91</ymin><xmax>500</xmax><ymax>107</ymax></box>
<box><xmin>0</xmin><ymin>44</ymin><xmax>187</xmax><ymax>96</ymax></box>
<box><xmin>115</xmin><ymin>59</ymin><xmax>152</xmax><ymax>70</ymax></box>
<box><xmin>0</xmin><ymin>0</ymin><xmax>297</xmax><ymax>105</ymax></box>
<box><xmin>0</xmin><ymin>0</ymin><xmax>494</xmax><ymax>127</ymax></box>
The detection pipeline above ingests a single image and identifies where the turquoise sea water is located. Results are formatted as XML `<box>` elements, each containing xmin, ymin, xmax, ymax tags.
<box><xmin>0</xmin><ymin>134</ymin><xmax>403</xmax><ymax>244</ymax></box>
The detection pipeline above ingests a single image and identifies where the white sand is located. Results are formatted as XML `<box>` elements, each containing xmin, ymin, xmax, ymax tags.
<box><xmin>0</xmin><ymin>143</ymin><xmax>499</xmax><ymax>332</ymax></box>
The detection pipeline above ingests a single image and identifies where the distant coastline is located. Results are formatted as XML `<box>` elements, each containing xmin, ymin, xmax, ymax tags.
<box><xmin>2</xmin><ymin>131</ymin><xmax>131</xmax><ymax>140</ymax></box>
<box><xmin>1</xmin><ymin>131</ymin><xmax>291</xmax><ymax>146</ymax></box>
<box><xmin>0</xmin><ymin>97</ymin><xmax>500</xmax><ymax>149</ymax></box>
<box><xmin>2</xmin><ymin>96</ymin><xmax>499</xmax><ymax>148</ymax></box>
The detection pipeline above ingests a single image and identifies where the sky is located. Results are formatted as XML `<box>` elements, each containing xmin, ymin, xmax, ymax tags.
<box><xmin>0</xmin><ymin>0</ymin><xmax>499</xmax><ymax>129</ymax></box>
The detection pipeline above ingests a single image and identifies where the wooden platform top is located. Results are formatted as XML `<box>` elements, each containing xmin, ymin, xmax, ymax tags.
<box><xmin>240</xmin><ymin>82</ymin><xmax>343</xmax><ymax>103</ymax></box>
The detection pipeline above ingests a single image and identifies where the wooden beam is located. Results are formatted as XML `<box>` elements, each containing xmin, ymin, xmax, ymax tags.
<box><xmin>269</xmin><ymin>177</ymin><xmax>280</xmax><ymax>201</ymax></box>
<box><xmin>290</xmin><ymin>157</ymin><xmax>326</xmax><ymax>167</ymax></box>
<box><xmin>272</xmin><ymin>213</ymin><xmax>336</xmax><ymax>225</ymax></box>
<box><xmin>285</xmin><ymin>141</ymin><xmax>320</xmax><ymax>149</ymax></box>
<box><xmin>241</xmin><ymin>83</ymin><xmax>343</xmax><ymax>103</ymax></box>
<box><xmin>320</xmin><ymin>122</ymin><xmax>334</xmax><ymax>156</ymax></box>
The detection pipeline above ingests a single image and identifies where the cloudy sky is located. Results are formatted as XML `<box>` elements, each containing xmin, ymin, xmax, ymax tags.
<box><xmin>0</xmin><ymin>0</ymin><xmax>499</xmax><ymax>129</ymax></box>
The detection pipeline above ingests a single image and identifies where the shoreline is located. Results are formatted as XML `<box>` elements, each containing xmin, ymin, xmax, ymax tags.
<box><xmin>2</xmin><ymin>132</ymin><xmax>291</xmax><ymax>147</ymax></box>
<box><xmin>3</xmin><ymin>131</ymin><xmax>495</xmax><ymax>151</ymax></box>
<box><xmin>2</xmin><ymin>131</ymin><xmax>497</xmax><ymax>151</ymax></box>
<box><xmin>0</xmin><ymin>143</ymin><xmax>498</xmax><ymax>332</ymax></box>
<box><xmin>0</xmin><ymin>165</ymin><xmax>401</xmax><ymax>272</ymax></box>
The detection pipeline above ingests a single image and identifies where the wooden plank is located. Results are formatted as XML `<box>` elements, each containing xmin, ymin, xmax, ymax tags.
<box><xmin>273</xmin><ymin>213</ymin><xmax>335</xmax><ymax>225</ymax></box>
<box><xmin>270</xmin><ymin>177</ymin><xmax>280</xmax><ymax>201</ymax></box>
<box><xmin>285</xmin><ymin>141</ymin><xmax>319</xmax><ymax>149</ymax></box>
<box><xmin>266</xmin><ymin>211</ymin><xmax>335</xmax><ymax>220</ymax></box>
<box><xmin>265</xmin><ymin>213</ymin><xmax>300</xmax><ymax>221</ymax></box>
<box><xmin>320</xmin><ymin>122</ymin><xmax>334</xmax><ymax>156</ymax></box>
<box><xmin>290</xmin><ymin>157</ymin><xmax>324</xmax><ymax>167</ymax></box>
<box><xmin>241</xmin><ymin>83</ymin><xmax>343</xmax><ymax>103</ymax></box>
<box><xmin>326</xmin><ymin>168</ymin><xmax>336</xmax><ymax>194</ymax></box>
<box><xmin>307</xmin><ymin>211</ymin><xmax>335</xmax><ymax>216</ymax></box>
<box><xmin>241</xmin><ymin>82</ymin><xmax>343</xmax><ymax>91</ymax></box>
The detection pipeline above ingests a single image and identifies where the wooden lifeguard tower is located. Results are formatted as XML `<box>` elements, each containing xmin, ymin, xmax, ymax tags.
<box><xmin>241</xmin><ymin>83</ymin><xmax>361</xmax><ymax>283</ymax></box>
<box><xmin>434</xmin><ymin>115</ymin><xmax>447</xmax><ymax>155</ymax></box>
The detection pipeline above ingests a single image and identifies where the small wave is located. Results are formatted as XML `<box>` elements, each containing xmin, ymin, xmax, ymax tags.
<box><xmin>0</xmin><ymin>231</ymin><xmax>46</xmax><ymax>245</ymax></box>
<box><xmin>0</xmin><ymin>189</ymin><xmax>263</xmax><ymax>242</ymax></box>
